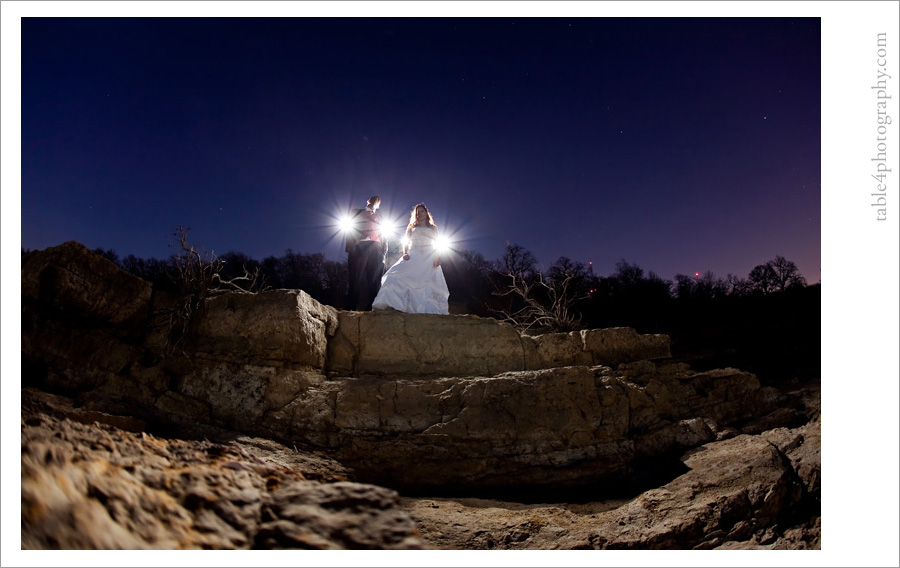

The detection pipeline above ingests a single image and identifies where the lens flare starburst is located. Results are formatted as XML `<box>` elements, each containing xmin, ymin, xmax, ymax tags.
<box><xmin>434</xmin><ymin>234</ymin><xmax>452</xmax><ymax>254</ymax></box>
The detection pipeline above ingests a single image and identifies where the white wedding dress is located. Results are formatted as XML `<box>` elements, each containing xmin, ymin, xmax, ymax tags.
<box><xmin>372</xmin><ymin>225</ymin><xmax>450</xmax><ymax>314</ymax></box>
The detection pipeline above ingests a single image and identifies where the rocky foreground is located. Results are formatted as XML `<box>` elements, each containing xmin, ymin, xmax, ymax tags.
<box><xmin>20</xmin><ymin>241</ymin><xmax>821</xmax><ymax>550</ymax></box>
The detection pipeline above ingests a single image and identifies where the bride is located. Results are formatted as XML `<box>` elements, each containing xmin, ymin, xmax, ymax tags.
<box><xmin>372</xmin><ymin>202</ymin><xmax>450</xmax><ymax>314</ymax></box>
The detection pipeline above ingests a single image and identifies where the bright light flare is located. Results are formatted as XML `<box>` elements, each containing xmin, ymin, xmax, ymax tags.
<box><xmin>337</xmin><ymin>213</ymin><xmax>355</xmax><ymax>234</ymax></box>
<box><xmin>380</xmin><ymin>218</ymin><xmax>399</xmax><ymax>239</ymax></box>
<box><xmin>434</xmin><ymin>234</ymin><xmax>452</xmax><ymax>254</ymax></box>
<box><xmin>337</xmin><ymin>211</ymin><xmax>401</xmax><ymax>239</ymax></box>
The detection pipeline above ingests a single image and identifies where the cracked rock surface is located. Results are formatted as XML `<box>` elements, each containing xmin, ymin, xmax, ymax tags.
<box><xmin>19</xmin><ymin>242</ymin><xmax>820</xmax><ymax>550</ymax></box>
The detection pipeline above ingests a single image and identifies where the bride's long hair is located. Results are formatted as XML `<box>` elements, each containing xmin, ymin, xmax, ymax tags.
<box><xmin>406</xmin><ymin>203</ymin><xmax>437</xmax><ymax>235</ymax></box>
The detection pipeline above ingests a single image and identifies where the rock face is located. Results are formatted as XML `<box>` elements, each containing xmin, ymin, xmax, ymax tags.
<box><xmin>20</xmin><ymin>242</ymin><xmax>820</xmax><ymax>550</ymax></box>
<box><xmin>21</xmin><ymin>241</ymin><xmax>153</xmax><ymax>393</ymax></box>
<box><xmin>327</xmin><ymin>310</ymin><xmax>672</xmax><ymax>377</ymax></box>
<box><xmin>21</xmin><ymin>390</ymin><xmax>424</xmax><ymax>550</ymax></box>
<box><xmin>402</xmin><ymin>417</ymin><xmax>821</xmax><ymax>550</ymax></box>
<box><xmin>281</xmin><ymin>363</ymin><xmax>783</xmax><ymax>493</ymax></box>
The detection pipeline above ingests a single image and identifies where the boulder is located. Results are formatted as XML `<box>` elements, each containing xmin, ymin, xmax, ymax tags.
<box><xmin>276</xmin><ymin>364</ymin><xmax>780</xmax><ymax>492</ymax></box>
<box><xmin>326</xmin><ymin>310</ymin><xmax>525</xmax><ymax>377</ymax></box>
<box><xmin>19</xmin><ymin>243</ymin><xmax>795</xmax><ymax>494</ymax></box>
<box><xmin>18</xmin><ymin>243</ymin><xmax>820</xmax><ymax>550</ymax></box>
<box><xmin>190</xmin><ymin>289</ymin><xmax>338</xmax><ymax>369</ymax></box>
<box><xmin>403</xmin><ymin>429</ymin><xmax>818</xmax><ymax>550</ymax></box>
<box><xmin>21</xmin><ymin>242</ymin><xmax>152</xmax><ymax>393</ymax></box>
<box><xmin>581</xmin><ymin>327</ymin><xmax>671</xmax><ymax>365</ymax></box>
<box><xmin>20</xmin><ymin>405</ymin><xmax>425</xmax><ymax>550</ymax></box>
<box><xmin>327</xmin><ymin>312</ymin><xmax>671</xmax><ymax>378</ymax></box>
<box><xmin>21</xmin><ymin>241</ymin><xmax>152</xmax><ymax>332</ymax></box>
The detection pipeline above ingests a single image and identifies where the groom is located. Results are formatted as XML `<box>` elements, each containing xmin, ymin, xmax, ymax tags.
<box><xmin>345</xmin><ymin>195</ymin><xmax>386</xmax><ymax>311</ymax></box>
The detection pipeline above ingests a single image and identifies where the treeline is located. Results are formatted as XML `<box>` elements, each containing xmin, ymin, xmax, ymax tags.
<box><xmin>72</xmin><ymin>237</ymin><xmax>807</xmax><ymax>322</ymax></box>
<box><xmin>35</xmin><ymin>238</ymin><xmax>816</xmax><ymax>385</ymax></box>
<box><xmin>463</xmin><ymin>244</ymin><xmax>819</xmax><ymax>384</ymax></box>
<box><xmin>77</xmin><ymin>240</ymin><xmax>813</xmax><ymax>330</ymax></box>
<box><xmin>85</xmin><ymin>248</ymin><xmax>350</xmax><ymax>308</ymax></box>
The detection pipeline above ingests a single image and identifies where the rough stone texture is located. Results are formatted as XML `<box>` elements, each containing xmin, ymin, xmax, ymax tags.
<box><xmin>327</xmin><ymin>310</ymin><xmax>527</xmax><ymax>377</ymax></box>
<box><xmin>190</xmin><ymin>289</ymin><xmax>338</xmax><ymax>369</ymax></box>
<box><xmin>22</xmin><ymin>388</ymin><xmax>820</xmax><ymax>551</ymax></box>
<box><xmin>21</xmin><ymin>241</ymin><xmax>152</xmax><ymax>394</ymax></box>
<box><xmin>401</xmin><ymin>425</ymin><xmax>820</xmax><ymax>550</ymax></box>
<box><xmin>581</xmin><ymin>327</ymin><xmax>672</xmax><ymax>366</ymax></box>
<box><xmin>19</xmin><ymin>242</ymin><xmax>820</xmax><ymax>550</ymax></box>
<box><xmin>21</xmin><ymin>241</ymin><xmax>152</xmax><ymax>332</ymax></box>
<box><xmin>20</xmin><ymin>244</ymin><xmax>787</xmax><ymax>491</ymax></box>
<box><xmin>760</xmin><ymin>417</ymin><xmax>821</xmax><ymax>499</ymax></box>
<box><xmin>21</xmin><ymin>391</ymin><xmax>425</xmax><ymax>550</ymax></box>
<box><xmin>326</xmin><ymin>311</ymin><xmax>670</xmax><ymax>378</ymax></box>
<box><xmin>281</xmin><ymin>363</ymin><xmax>782</xmax><ymax>491</ymax></box>
<box><xmin>523</xmin><ymin>331</ymin><xmax>594</xmax><ymax>368</ymax></box>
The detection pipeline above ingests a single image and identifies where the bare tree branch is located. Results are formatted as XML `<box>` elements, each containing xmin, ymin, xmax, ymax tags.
<box><xmin>153</xmin><ymin>226</ymin><xmax>261</xmax><ymax>355</ymax></box>
<box><xmin>492</xmin><ymin>271</ymin><xmax>585</xmax><ymax>333</ymax></box>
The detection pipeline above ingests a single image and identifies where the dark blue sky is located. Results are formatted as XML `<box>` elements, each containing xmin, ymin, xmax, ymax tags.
<box><xmin>21</xmin><ymin>16</ymin><xmax>820</xmax><ymax>282</ymax></box>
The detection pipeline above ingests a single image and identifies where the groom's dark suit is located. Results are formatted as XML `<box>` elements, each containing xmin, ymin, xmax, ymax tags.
<box><xmin>346</xmin><ymin>207</ymin><xmax>385</xmax><ymax>311</ymax></box>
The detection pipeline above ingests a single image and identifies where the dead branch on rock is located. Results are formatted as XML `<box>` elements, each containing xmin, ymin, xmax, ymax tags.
<box><xmin>492</xmin><ymin>271</ymin><xmax>584</xmax><ymax>333</ymax></box>
<box><xmin>156</xmin><ymin>226</ymin><xmax>262</xmax><ymax>355</ymax></box>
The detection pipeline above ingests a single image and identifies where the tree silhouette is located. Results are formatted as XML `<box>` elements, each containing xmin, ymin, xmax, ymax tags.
<box><xmin>255</xmin><ymin>249</ymin><xmax>347</xmax><ymax>306</ymax></box>
<box><xmin>497</xmin><ymin>241</ymin><xmax>538</xmax><ymax>281</ymax></box>
<box><xmin>92</xmin><ymin>247</ymin><xmax>120</xmax><ymax>265</ymax></box>
<box><xmin>442</xmin><ymin>249</ymin><xmax>494</xmax><ymax>314</ymax></box>
<box><xmin>725</xmin><ymin>273</ymin><xmax>753</xmax><ymax>296</ymax></box>
<box><xmin>487</xmin><ymin>246</ymin><xmax>593</xmax><ymax>332</ymax></box>
<box><xmin>89</xmin><ymin>232</ymin><xmax>818</xmax><ymax>384</ymax></box>
<box><xmin>149</xmin><ymin>227</ymin><xmax>260</xmax><ymax>354</ymax></box>
<box><xmin>546</xmin><ymin>256</ymin><xmax>591</xmax><ymax>299</ymax></box>
<box><xmin>218</xmin><ymin>251</ymin><xmax>262</xmax><ymax>291</ymax></box>
<box><xmin>673</xmin><ymin>271</ymin><xmax>730</xmax><ymax>301</ymax></box>
<box><xmin>748</xmin><ymin>263</ymin><xmax>778</xmax><ymax>295</ymax></box>
<box><xmin>489</xmin><ymin>242</ymin><xmax>538</xmax><ymax>325</ymax></box>
<box><xmin>612</xmin><ymin>259</ymin><xmax>645</xmax><ymax>290</ymax></box>
<box><xmin>768</xmin><ymin>255</ymin><xmax>807</xmax><ymax>292</ymax></box>
<box><xmin>120</xmin><ymin>254</ymin><xmax>171</xmax><ymax>287</ymax></box>
<box><xmin>695</xmin><ymin>271</ymin><xmax>729</xmax><ymax>300</ymax></box>
<box><xmin>673</xmin><ymin>273</ymin><xmax>695</xmax><ymax>300</ymax></box>
<box><xmin>96</xmin><ymin>227</ymin><xmax>816</xmax><ymax>383</ymax></box>
<box><xmin>588</xmin><ymin>260</ymin><xmax>672</xmax><ymax>332</ymax></box>
<box><xmin>492</xmin><ymin>270</ymin><xmax>585</xmax><ymax>333</ymax></box>
<box><xmin>259</xmin><ymin>255</ymin><xmax>286</xmax><ymax>289</ymax></box>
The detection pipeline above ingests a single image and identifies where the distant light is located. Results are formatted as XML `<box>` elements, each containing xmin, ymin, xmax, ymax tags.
<box><xmin>694</xmin><ymin>272</ymin><xmax>700</xmax><ymax>277</ymax></box>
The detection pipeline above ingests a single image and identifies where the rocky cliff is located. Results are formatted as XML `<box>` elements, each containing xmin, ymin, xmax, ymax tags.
<box><xmin>20</xmin><ymin>241</ymin><xmax>820</xmax><ymax>550</ymax></box>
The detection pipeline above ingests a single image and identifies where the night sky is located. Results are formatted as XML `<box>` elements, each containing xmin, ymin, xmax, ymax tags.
<box><xmin>19</xmin><ymin>16</ymin><xmax>821</xmax><ymax>283</ymax></box>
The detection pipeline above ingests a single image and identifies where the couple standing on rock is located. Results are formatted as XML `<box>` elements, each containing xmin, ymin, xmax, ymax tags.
<box><xmin>345</xmin><ymin>196</ymin><xmax>449</xmax><ymax>315</ymax></box>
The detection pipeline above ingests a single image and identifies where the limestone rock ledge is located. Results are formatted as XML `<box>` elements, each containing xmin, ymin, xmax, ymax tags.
<box><xmin>402</xmin><ymin>417</ymin><xmax>821</xmax><ymax>550</ymax></box>
<box><xmin>21</xmin><ymin>387</ymin><xmax>819</xmax><ymax>550</ymax></box>
<box><xmin>21</xmin><ymin>391</ymin><xmax>424</xmax><ymax>550</ymax></box>
<box><xmin>326</xmin><ymin>310</ymin><xmax>671</xmax><ymax>377</ymax></box>
<box><xmin>274</xmin><ymin>363</ymin><xmax>783</xmax><ymax>492</ymax></box>
<box><xmin>21</xmin><ymin>242</ymin><xmax>805</xmax><ymax>495</ymax></box>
